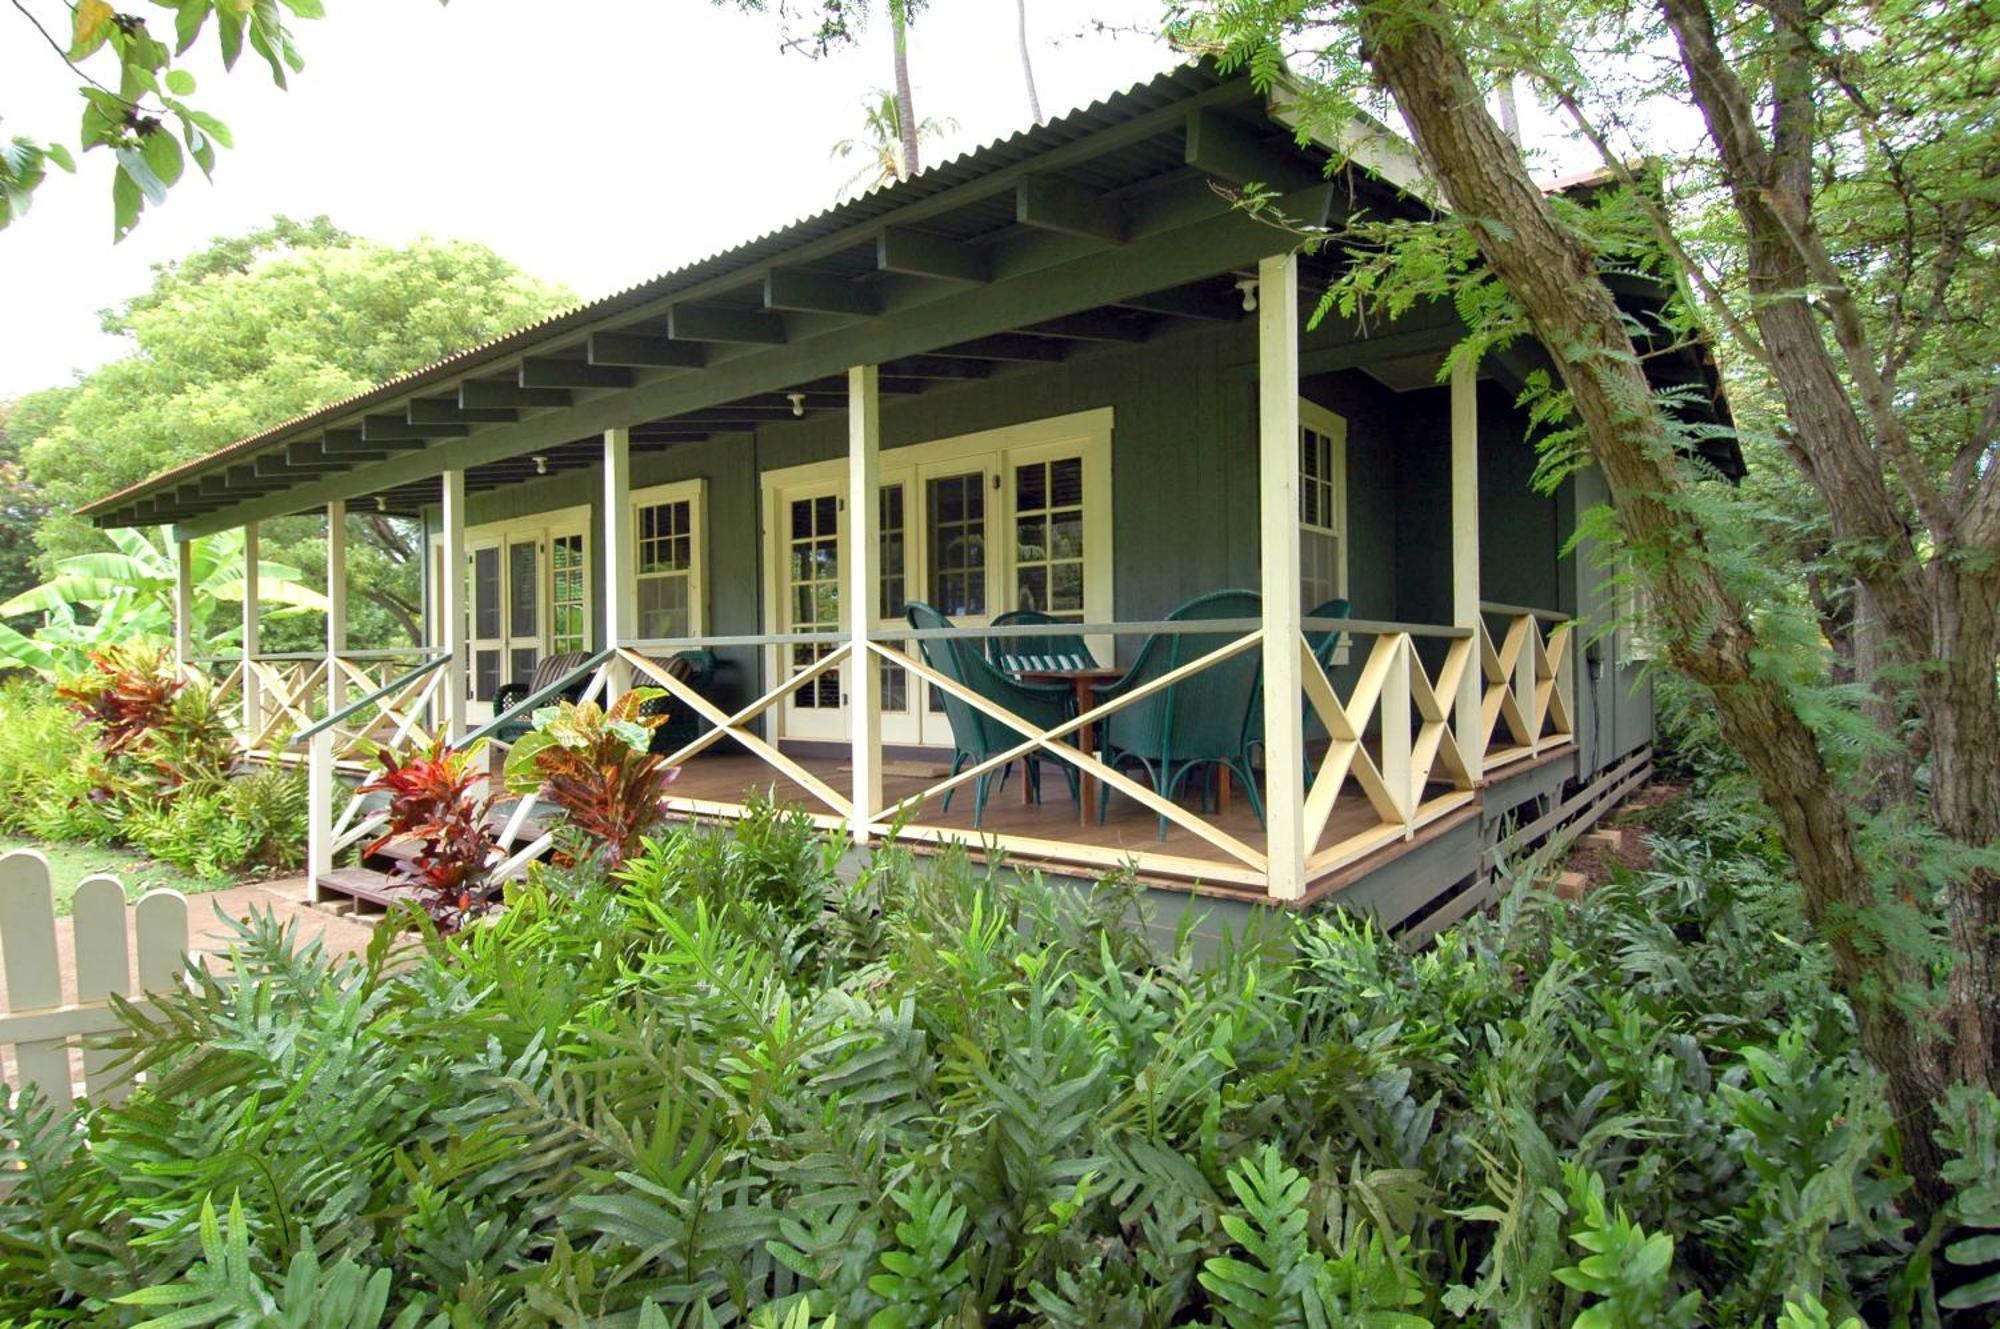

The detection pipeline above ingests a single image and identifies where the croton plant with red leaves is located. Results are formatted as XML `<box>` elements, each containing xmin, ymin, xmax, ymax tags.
<box><xmin>503</xmin><ymin>688</ymin><xmax>680</xmax><ymax>871</ymax></box>
<box><xmin>56</xmin><ymin>646</ymin><xmax>182</xmax><ymax>756</ymax></box>
<box><xmin>360</xmin><ymin>736</ymin><xmax>500</xmax><ymax>932</ymax></box>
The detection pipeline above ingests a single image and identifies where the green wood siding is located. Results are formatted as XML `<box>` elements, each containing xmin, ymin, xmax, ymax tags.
<box><xmin>442</xmin><ymin>314</ymin><xmax>1642</xmax><ymax>774</ymax></box>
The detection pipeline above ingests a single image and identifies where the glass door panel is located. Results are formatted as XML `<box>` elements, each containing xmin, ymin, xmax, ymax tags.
<box><xmin>550</xmin><ymin>533</ymin><xmax>587</xmax><ymax>654</ymax></box>
<box><xmin>779</xmin><ymin>490</ymin><xmax>845</xmax><ymax>740</ymax></box>
<box><xmin>917</xmin><ymin>463</ymin><xmax>997</xmax><ymax>746</ymax></box>
<box><xmin>470</xmin><ymin>544</ymin><xmax>502</xmax><ymax>705</ymax></box>
<box><xmin>506</xmin><ymin>537</ymin><xmax>540</xmax><ymax>687</ymax></box>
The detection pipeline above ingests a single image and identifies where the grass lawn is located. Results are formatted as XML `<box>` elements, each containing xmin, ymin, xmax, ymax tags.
<box><xmin>0</xmin><ymin>837</ymin><xmax>239</xmax><ymax>914</ymax></box>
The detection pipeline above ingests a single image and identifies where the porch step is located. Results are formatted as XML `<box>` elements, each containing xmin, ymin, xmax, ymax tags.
<box><xmin>314</xmin><ymin>866</ymin><xmax>422</xmax><ymax>914</ymax></box>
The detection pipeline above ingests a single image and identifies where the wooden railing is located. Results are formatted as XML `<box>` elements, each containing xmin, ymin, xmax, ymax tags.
<box><xmin>291</xmin><ymin>604</ymin><xmax>1577</xmax><ymax>902</ymax></box>
<box><xmin>192</xmin><ymin>650</ymin><xmax>445</xmax><ymax>767</ymax></box>
<box><xmin>1477</xmin><ymin>603</ymin><xmax>1574</xmax><ymax>771</ymax></box>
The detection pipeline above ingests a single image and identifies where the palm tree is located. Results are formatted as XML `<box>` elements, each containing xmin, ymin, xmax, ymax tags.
<box><xmin>831</xmin><ymin>88</ymin><xmax>958</xmax><ymax>197</ymax></box>
<box><xmin>1015</xmin><ymin>0</ymin><xmax>1042</xmax><ymax>124</ymax></box>
<box><xmin>0</xmin><ymin>527</ymin><xmax>325</xmax><ymax>677</ymax></box>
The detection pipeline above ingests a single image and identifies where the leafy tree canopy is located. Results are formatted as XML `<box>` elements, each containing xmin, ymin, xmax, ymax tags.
<box><xmin>9</xmin><ymin>215</ymin><xmax>574</xmax><ymax>648</ymax></box>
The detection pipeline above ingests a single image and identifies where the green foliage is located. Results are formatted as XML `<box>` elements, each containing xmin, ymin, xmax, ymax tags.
<box><xmin>1937</xmin><ymin>1087</ymin><xmax>2000</xmax><ymax>1315</ymax></box>
<box><xmin>0</xmin><ymin>669</ymin><xmax>302</xmax><ymax>881</ymax></box>
<box><xmin>0</xmin><ymin>790</ymin><xmax>1976</xmax><ymax>1323</ymax></box>
<box><xmin>8</xmin><ymin>218</ymin><xmax>572</xmax><ymax>651</ymax></box>
<box><xmin>0</xmin><ymin>526</ymin><xmax>323</xmax><ymax>677</ymax></box>
<box><xmin>1554</xmin><ymin>1163</ymin><xmax>1700</xmax><ymax>1328</ymax></box>
<box><xmin>8</xmin><ymin>0</ymin><xmax>329</xmax><ymax>239</ymax></box>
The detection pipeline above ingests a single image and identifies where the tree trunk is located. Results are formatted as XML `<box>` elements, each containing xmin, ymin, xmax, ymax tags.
<box><xmin>1354</xmin><ymin>0</ymin><xmax>1953</xmax><ymax>1211</ymax></box>
<box><xmin>1015</xmin><ymin>0</ymin><xmax>1043</xmax><ymax>123</ymax></box>
<box><xmin>889</xmin><ymin>1</ymin><xmax>920</xmax><ymax>178</ymax></box>
<box><xmin>1658</xmin><ymin>0</ymin><xmax>2000</xmax><ymax>1101</ymax></box>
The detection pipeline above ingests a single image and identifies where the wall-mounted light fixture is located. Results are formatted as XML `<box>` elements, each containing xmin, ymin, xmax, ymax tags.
<box><xmin>787</xmin><ymin>391</ymin><xmax>806</xmax><ymax>417</ymax></box>
<box><xmin>532</xmin><ymin>454</ymin><xmax>548</xmax><ymax>475</ymax></box>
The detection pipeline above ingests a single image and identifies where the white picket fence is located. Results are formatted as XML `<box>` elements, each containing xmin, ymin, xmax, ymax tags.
<box><xmin>0</xmin><ymin>850</ymin><xmax>188</xmax><ymax>1109</ymax></box>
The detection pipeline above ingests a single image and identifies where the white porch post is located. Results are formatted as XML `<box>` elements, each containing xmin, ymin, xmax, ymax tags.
<box><xmin>325</xmin><ymin>499</ymin><xmax>348</xmax><ymax>712</ymax></box>
<box><xmin>603</xmin><ymin>427</ymin><xmax>634</xmax><ymax>694</ymax></box>
<box><xmin>1257</xmin><ymin>252</ymin><xmax>1307</xmax><ymax>902</ymax></box>
<box><xmin>848</xmin><ymin>364</ymin><xmax>883</xmax><ymax>844</ymax></box>
<box><xmin>241</xmin><ymin>522</ymin><xmax>261</xmax><ymax>738</ymax></box>
<box><xmin>441</xmin><ymin>469</ymin><xmax>468</xmax><ymax>741</ymax></box>
<box><xmin>1450</xmin><ymin>359</ymin><xmax>1485</xmax><ymax>782</ymax></box>
<box><xmin>171</xmin><ymin>531</ymin><xmax>195</xmax><ymax>674</ymax></box>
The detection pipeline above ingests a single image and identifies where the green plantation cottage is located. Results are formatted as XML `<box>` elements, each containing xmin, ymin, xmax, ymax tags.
<box><xmin>78</xmin><ymin>64</ymin><xmax>1732</xmax><ymax>939</ymax></box>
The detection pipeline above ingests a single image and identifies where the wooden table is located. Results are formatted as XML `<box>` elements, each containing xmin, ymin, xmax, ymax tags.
<box><xmin>1014</xmin><ymin>666</ymin><xmax>1123</xmax><ymax>825</ymax></box>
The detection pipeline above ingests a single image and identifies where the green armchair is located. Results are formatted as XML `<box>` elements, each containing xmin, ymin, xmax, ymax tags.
<box><xmin>637</xmin><ymin>649</ymin><xmax>718</xmax><ymax>756</ymax></box>
<box><xmin>906</xmin><ymin>602</ymin><xmax>1078</xmax><ymax>827</ymax></box>
<box><xmin>1091</xmin><ymin>589</ymin><xmax>1266</xmax><ymax>836</ymax></box>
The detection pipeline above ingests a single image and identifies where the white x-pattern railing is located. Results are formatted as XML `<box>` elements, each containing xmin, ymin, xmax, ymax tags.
<box><xmin>294</xmin><ymin>605</ymin><xmax>1575</xmax><ymax>903</ymax></box>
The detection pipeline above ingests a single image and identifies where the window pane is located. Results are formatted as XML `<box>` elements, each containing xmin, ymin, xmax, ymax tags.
<box><xmin>510</xmin><ymin>647</ymin><xmax>538</xmax><ymax>687</ymax></box>
<box><xmin>638</xmin><ymin>574</ymin><xmax>690</xmax><ymax>640</ymax></box>
<box><xmin>927</xmin><ymin>472</ymin><xmax>986</xmax><ymax>616</ymax></box>
<box><xmin>474</xmin><ymin>648</ymin><xmax>501</xmax><ymax>702</ymax></box>
<box><xmin>473</xmin><ymin>548</ymin><xmax>501</xmax><ymax>639</ymax></box>
<box><xmin>508</xmin><ymin>542</ymin><xmax>538</xmax><ymax>639</ymax></box>
<box><xmin>1050</xmin><ymin>457</ymin><xmax>1083</xmax><ymax>507</ymax></box>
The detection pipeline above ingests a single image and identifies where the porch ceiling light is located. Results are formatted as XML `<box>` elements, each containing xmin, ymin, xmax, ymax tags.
<box><xmin>787</xmin><ymin>392</ymin><xmax>806</xmax><ymax>417</ymax></box>
<box><xmin>533</xmin><ymin>454</ymin><xmax>548</xmax><ymax>475</ymax></box>
<box><xmin>1234</xmin><ymin>276</ymin><xmax>1259</xmax><ymax>312</ymax></box>
<box><xmin>374</xmin><ymin>496</ymin><xmax>387</xmax><ymax>512</ymax></box>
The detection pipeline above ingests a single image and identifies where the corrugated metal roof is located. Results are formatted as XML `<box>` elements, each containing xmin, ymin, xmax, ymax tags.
<box><xmin>82</xmin><ymin>61</ymin><xmax>1233</xmax><ymax>517</ymax></box>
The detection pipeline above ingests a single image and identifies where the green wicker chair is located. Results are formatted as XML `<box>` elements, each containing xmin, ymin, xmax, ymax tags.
<box><xmin>489</xmin><ymin>650</ymin><xmax>593</xmax><ymax>744</ymax></box>
<box><xmin>637</xmin><ymin>649</ymin><xmax>718</xmax><ymax>756</ymax></box>
<box><xmin>1248</xmin><ymin>597</ymin><xmax>1352</xmax><ymax>780</ymax></box>
<box><xmin>1091</xmin><ymin>589</ymin><xmax>1266</xmax><ymax>836</ymax></box>
<box><xmin>988</xmin><ymin>608</ymin><xmax>1100</xmax><ymax>674</ymax></box>
<box><xmin>906</xmin><ymin>602</ymin><xmax>1078</xmax><ymax>827</ymax></box>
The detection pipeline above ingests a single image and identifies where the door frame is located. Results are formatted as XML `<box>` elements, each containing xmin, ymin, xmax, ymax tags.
<box><xmin>758</xmin><ymin>407</ymin><xmax>1115</xmax><ymax>746</ymax></box>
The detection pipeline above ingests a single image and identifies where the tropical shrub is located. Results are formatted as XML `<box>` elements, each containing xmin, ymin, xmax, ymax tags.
<box><xmin>360</xmin><ymin>736</ymin><xmax>498</xmax><ymax>931</ymax></box>
<box><xmin>502</xmin><ymin>688</ymin><xmax>679</xmax><ymax>870</ymax></box>
<box><xmin>0</xmin><ymin>664</ymin><xmax>304</xmax><ymax>880</ymax></box>
<box><xmin>0</xmin><ymin>790</ymin><xmax>1985</xmax><ymax>1325</ymax></box>
<box><xmin>0</xmin><ymin>526</ymin><xmax>326</xmax><ymax>679</ymax></box>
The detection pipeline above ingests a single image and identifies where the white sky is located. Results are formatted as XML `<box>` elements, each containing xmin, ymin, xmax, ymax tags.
<box><xmin>0</xmin><ymin>0</ymin><xmax>1182</xmax><ymax>399</ymax></box>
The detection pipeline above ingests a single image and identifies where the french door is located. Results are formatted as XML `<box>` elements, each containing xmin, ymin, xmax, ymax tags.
<box><xmin>430</xmin><ymin>509</ymin><xmax>591</xmax><ymax>720</ymax></box>
<box><xmin>764</xmin><ymin>410</ymin><xmax>1111</xmax><ymax>749</ymax></box>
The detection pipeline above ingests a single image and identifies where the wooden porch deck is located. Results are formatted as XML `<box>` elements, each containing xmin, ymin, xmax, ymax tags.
<box><xmin>657</xmin><ymin>749</ymin><xmax>1468</xmax><ymax>900</ymax></box>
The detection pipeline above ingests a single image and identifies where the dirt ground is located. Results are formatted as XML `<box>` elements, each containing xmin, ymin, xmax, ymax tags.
<box><xmin>1562</xmin><ymin>779</ymin><xmax>1684</xmax><ymax>890</ymax></box>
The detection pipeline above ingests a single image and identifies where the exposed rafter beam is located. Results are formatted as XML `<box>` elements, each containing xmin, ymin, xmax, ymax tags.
<box><xmin>520</xmin><ymin>357</ymin><xmax>634</xmax><ymax>390</ymax></box>
<box><xmin>1115</xmin><ymin>284</ymin><xmax>1244</xmax><ymax>322</ymax></box>
<box><xmin>1015</xmin><ymin>176</ymin><xmax>1128</xmax><ymax>243</ymax></box>
<box><xmin>1185</xmin><ymin>108</ymin><xmax>1324</xmax><ymax>194</ymax></box>
<box><xmin>1019</xmin><ymin>311</ymin><xmax>1153</xmax><ymax>342</ymax></box>
<box><xmin>668</xmin><ymin>304</ymin><xmax>787</xmax><ymax>345</ymax></box>
<box><xmin>587</xmin><ymin>331</ymin><xmax>707</xmax><ymax>369</ymax></box>
<box><xmin>254</xmin><ymin>451</ymin><xmax>337</xmax><ymax>480</ymax></box>
<box><xmin>173</xmin><ymin>178</ymin><xmax>1338</xmax><ymax>536</ymax></box>
<box><xmin>287</xmin><ymin>437</ymin><xmax>379</xmax><ymax>468</ymax></box>
<box><xmin>931</xmin><ymin>334</ymin><xmax>1067</xmax><ymax>362</ymax></box>
<box><xmin>878</xmin><ymin>355</ymin><xmax>995</xmax><ymax>379</ymax></box>
<box><xmin>460</xmin><ymin>380</ymin><xmax>573</xmax><ymax>410</ymax></box>
<box><xmin>764</xmin><ymin>267</ymin><xmax>880</xmax><ymax>316</ymax></box>
<box><xmin>363</xmin><ymin>414</ymin><xmax>463</xmax><ymax>442</ymax></box>
<box><xmin>409</xmin><ymin>397</ymin><xmax>518</xmax><ymax>425</ymax></box>
<box><xmin>878</xmin><ymin>227</ymin><xmax>991</xmax><ymax>283</ymax></box>
<box><xmin>320</xmin><ymin>429</ymin><xmax>394</xmax><ymax>456</ymax></box>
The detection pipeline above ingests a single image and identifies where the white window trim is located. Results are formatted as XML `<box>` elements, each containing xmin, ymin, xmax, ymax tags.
<box><xmin>629</xmin><ymin>478</ymin><xmax>707</xmax><ymax>642</ymax></box>
<box><xmin>1300</xmin><ymin>399</ymin><xmax>1350</xmax><ymax>664</ymax></box>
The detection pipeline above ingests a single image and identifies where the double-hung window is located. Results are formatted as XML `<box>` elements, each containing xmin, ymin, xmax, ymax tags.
<box><xmin>632</xmin><ymin>480</ymin><xmax>705</xmax><ymax>642</ymax></box>
<box><xmin>1298</xmin><ymin>401</ymin><xmax>1349</xmax><ymax>612</ymax></box>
